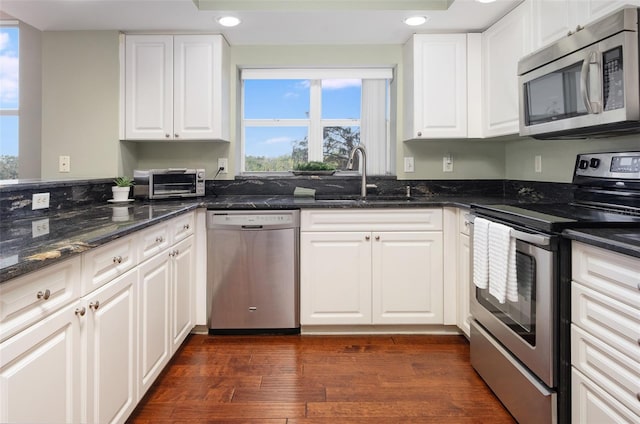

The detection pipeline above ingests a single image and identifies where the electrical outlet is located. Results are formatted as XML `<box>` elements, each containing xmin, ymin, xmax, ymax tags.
<box><xmin>443</xmin><ymin>154</ymin><xmax>454</xmax><ymax>172</ymax></box>
<box><xmin>59</xmin><ymin>155</ymin><xmax>70</xmax><ymax>173</ymax></box>
<box><xmin>535</xmin><ymin>155</ymin><xmax>542</xmax><ymax>173</ymax></box>
<box><xmin>32</xmin><ymin>218</ymin><xmax>50</xmax><ymax>238</ymax></box>
<box><xmin>32</xmin><ymin>193</ymin><xmax>50</xmax><ymax>210</ymax></box>
<box><xmin>217</xmin><ymin>158</ymin><xmax>228</xmax><ymax>174</ymax></box>
<box><xmin>403</xmin><ymin>157</ymin><xmax>414</xmax><ymax>173</ymax></box>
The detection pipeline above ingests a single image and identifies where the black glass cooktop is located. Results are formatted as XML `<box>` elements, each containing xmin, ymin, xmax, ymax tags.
<box><xmin>472</xmin><ymin>203</ymin><xmax>640</xmax><ymax>233</ymax></box>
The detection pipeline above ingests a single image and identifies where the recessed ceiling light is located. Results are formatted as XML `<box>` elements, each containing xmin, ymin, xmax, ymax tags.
<box><xmin>217</xmin><ymin>16</ymin><xmax>241</xmax><ymax>27</ymax></box>
<box><xmin>475</xmin><ymin>0</ymin><xmax>497</xmax><ymax>3</ymax></box>
<box><xmin>404</xmin><ymin>16</ymin><xmax>428</xmax><ymax>26</ymax></box>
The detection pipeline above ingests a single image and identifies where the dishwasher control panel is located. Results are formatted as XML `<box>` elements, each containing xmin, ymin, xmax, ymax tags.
<box><xmin>207</xmin><ymin>210</ymin><xmax>300</xmax><ymax>230</ymax></box>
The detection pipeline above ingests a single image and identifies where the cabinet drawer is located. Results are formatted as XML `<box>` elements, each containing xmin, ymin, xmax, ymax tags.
<box><xmin>572</xmin><ymin>368</ymin><xmax>640</xmax><ymax>424</ymax></box>
<box><xmin>572</xmin><ymin>282</ymin><xmax>640</xmax><ymax>364</ymax></box>
<box><xmin>169</xmin><ymin>212</ymin><xmax>194</xmax><ymax>243</ymax></box>
<box><xmin>301</xmin><ymin>209</ymin><xmax>442</xmax><ymax>232</ymax></box>
<box><xmin>138</xmin><ymin>222</ymin><xmax>170</xmax><ymax>261</ymax></box>
<box><xmin>458</xmin><ymin>208</ymin><xmax>471</xmax><ymax>236</ymax></box>
<box><xmin>571</xmin><ymin>325</ymin><xmax>640</xmax><ymax>417</ymax></box>
<box><xmin>0</xmin><ymin>257</ymin><xmax>81</xmax><ymax>343</ymax></box>
<box><xmin>572</xmin><ymin>241</ymin><xmax>640</xmax><ymax>309</ymax></box>
<box><xmin>81</xmin><ymin>236</ymin><xmax>138</xmax><ymax>295</ymax></box>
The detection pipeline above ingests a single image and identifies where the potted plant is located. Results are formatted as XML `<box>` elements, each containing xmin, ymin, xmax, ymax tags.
<box><xmin>112</xmin><ymin>176</ymin><xmax>134</xmax><ymax>202</ymax></box>
<box><xmin>292</xmin><ymin>161</ymin><xmax>336</xmax><ymax>175</ymax></box>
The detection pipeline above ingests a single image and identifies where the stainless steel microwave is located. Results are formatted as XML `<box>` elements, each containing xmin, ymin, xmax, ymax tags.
<box><xmin>518</xmin><ymin>7</ymin><xmax>640</xmax><ymax>139</ymax></box>
<box><xmin>133</xmin><ymin>168</ymin><xmax>205</xmax><ymax>199</ymax></box>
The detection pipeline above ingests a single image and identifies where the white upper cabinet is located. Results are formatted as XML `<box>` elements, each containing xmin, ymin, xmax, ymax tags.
<box><xmin>482</xmin><ymin>1</ymin><xmax>533</xmax><ymax>137</ymax></box>
<box><xmin>124</xmin><ymin>34</ymin><xmax>230</xmax><ymax>141</ymax></box>
<box><xmin>532</xmin><ymin>0</ymin><xmax>640</xmax><ymax>51</ymax></box>
<box><xmin>403</xmin><ymin>34</ymin><xmax>481</xmax><ymax>139</ymax></box>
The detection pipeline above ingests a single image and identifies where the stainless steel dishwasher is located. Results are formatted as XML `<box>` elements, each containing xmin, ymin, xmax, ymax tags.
<box><xmin>207</xmin><ymin>210</ymin><xmax>300</xmax><ymax>334</ymax></box>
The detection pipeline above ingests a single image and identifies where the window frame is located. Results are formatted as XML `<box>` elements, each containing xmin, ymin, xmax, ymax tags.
<box><xmin>0</xmin><ymin>21</ymin><xmax>19</xmax><ymax>180</ymax></box>
<box><xmin>240</xmin><ymin>68</ymin><xmax>392</xmax><ymax>175</ymax></box>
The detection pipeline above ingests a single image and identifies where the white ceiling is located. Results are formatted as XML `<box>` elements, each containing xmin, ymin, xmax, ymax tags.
<box><xmin>0</xmin><ymin>0</ymin><xmax>522</xmax><ymax>45</ymax></box>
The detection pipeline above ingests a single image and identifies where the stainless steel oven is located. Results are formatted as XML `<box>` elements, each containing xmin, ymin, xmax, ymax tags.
<box><xmin>470</xmin><ymin>218</ymin><xmax>558</xmax><ymax>424</ymax></box>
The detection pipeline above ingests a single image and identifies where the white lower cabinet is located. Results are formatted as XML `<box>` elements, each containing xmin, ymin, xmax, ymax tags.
<box><xmin>137</xmin><ymin>248</ymin><xmax>172</xmax><ymax>398</ymax></box>
<box><xmin>571</xmin><ymin>241</ymin><xmax>640</xmax><ymax>423</ymax></box>
<box><xmin>456</xmin><ymin>208</ymin><xmax>471</xmax><ymax>338</ymax></box>
<box><xmin>82</xmin><ymin>269</ymin><xmax>138</xmax><ymax>424</ymax></box>
<box><xmin>300</xmin><ymin>209</ymin><xmax>444</xmax><ymax>327</ymax></box>
<box><xmin>372</xmin><ymin>232</ymin><xmax>443</xmax><ymax>324</ymax></box>
<box><xmin>170</xmin><ymin>236</ymin><xmax>194</xmax><ymax>354</ymax></box>
<box><xmin>0</xmin><ymin>302</ymin><xmax>82</xmax><ymax>423</ymax></box>
<box><xmin>0</xmin><ymin>211</ymin><xmax>198</xmax><ymax>423</ymax></box>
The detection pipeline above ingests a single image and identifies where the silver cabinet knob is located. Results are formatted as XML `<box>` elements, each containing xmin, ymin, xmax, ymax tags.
<box><xmin>175</xmin><ymin>134</ymin><xmax>179</xmax><ymax>138</ymax></box>
<box><xmin>417</xmin><ymin>131</ymin><xmax>422</xmax><ymax>137</ymax></box>
<box><xmin>89</xmin><ymin>301</ymin><xmax>100</xmax><ymax>310</ymax></box>
<box><xmin>75</xmin><ymin>307</ymin><xmax>86</xmax><ymax>316</ymax></box>
<box><xmin>365</xmin><ymin>235</ymin><xmax>370</xmax><ymax>241</ymax></box>
<box><xmin>165</xmin><ymin>134</ymin><xmax>170</xmax><ymax>138</ymax></box>
<box><xmin>37</xmin><ymin>289</ymin><xmax>51</xmax><ymax>300</ymax></box>
<box><xmin>112</xmin><ymin>256</ymin><xmax>123</xmax><ymax>264</ymax></box>
<box><xmin>155</xmin><ymin>236</ymin><xmax>164</xmax><ymax>243</ymax></box>
<box><xmin>375</xmin><ymin>235</ymin><xmax>380</xmax><ymax>241</ymax></box>
<box><xmin>183</xmin><ymin>224</ymin><xmax>190</xmax><ymax>230</ymax></box>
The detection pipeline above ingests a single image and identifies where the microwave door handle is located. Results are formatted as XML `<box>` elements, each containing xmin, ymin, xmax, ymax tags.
<box><xmin>580</xmin><ymin>51</ymin><xmax>602</xmax><ymax>114</ymax></box>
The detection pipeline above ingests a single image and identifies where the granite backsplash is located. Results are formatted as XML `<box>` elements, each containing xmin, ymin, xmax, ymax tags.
<box><xmin>1</xmin><ymin>176</ymin><xmax>575</xmax><ymax>220</ymax></box>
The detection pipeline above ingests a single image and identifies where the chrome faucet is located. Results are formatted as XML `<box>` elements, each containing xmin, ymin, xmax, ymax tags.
<box><xmin>347</xmin><ymin>144</ymin><xmax>376</xmax><ymax>198</ymax></box>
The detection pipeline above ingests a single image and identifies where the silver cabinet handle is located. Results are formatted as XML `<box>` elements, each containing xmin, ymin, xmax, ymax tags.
<box><xmin>365</xmin><ymin>235</ymin><xmax>370</xmax><ymax>241</ymax></box>
<box><xmin>112</xmin><ymin>256</ymin><xmax>123</xmax><ymax>264</ymax></box>
<box><xmin>155</xmin><ymin>236</ymin><xmax>164</xmax><ymax>243</ymax></box>
<box><xmin>165</xmin><ymin>134</ymin><xmax>170</xmax><ymax>138</ymax></box>
<box><xmin>37</xmin><ymin>289</ymin><xmax>51</xmax><ymax>300</ymax></box>
<box><xmin>183</xmin><ymin>224</ymin><xmax>190</xmax><ymax>230</ymax></box>
<box><xmin>417</xmin><ymin>131</ymin><xmax>422</xmax><ymax>137</ymax></box>
<box><xmin>75</xmin><ymin>307</ymin><xmax>86</xmax><ymax>316</ymax></box>
<box><xmin>375</xmin><ymin>235</ymin><xmax>380</xmax><ymax>241</ymax></box>
<box><xmin>89</xmin><ymin>301</ymin><xmax>100</xmax><ymax>310</ymax></box>
<box><xmin>175</xmin><ymin>133</ymin><xmax>179</xmax><ymax>138</ymax></box>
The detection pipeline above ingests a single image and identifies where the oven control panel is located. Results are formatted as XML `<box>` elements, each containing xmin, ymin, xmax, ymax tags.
<box><xmin>574</xmin><ymin>152</ymin><xmax>640</xmax><ymax>179</ymax></box>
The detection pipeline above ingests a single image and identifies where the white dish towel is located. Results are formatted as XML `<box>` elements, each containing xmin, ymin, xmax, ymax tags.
<box><xmin>472</xmin><ymin>217</ymin><xmax>490</xmax><ymax>289</ymax></box>
<box><xmin>488</xmin><ymin>221</ymin><xmax>518</xmax><ymax>304</ymax></box>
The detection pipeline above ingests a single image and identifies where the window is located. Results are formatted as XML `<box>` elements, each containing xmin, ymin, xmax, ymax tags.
<box><xmin>241</xmin><ymin>68</ymin><xmax>392</xmax><ymax>175</ymax></box>
<box><xmin>0</xmin><ymin>22</ymin><xmax>19</xmax><ymax>180</ymax></box>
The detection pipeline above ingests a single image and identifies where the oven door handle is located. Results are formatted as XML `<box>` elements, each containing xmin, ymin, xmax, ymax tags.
<box><xmin>467</xmin><ymin>214</ymin><xmax>551</xmax><ymax>246</ymax></box>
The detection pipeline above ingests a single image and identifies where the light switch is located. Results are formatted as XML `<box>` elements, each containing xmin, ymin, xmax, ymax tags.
<box><xmin>404</xmin><ymin>157</ymin><xmax>415</xmax><ymax>173</ymax></box>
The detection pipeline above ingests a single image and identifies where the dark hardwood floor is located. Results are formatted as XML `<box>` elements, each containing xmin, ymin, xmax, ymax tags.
<box><xmin>127</xmin><ymin>333</ymin><xmax>515</xmax><ymax>423</ymax></box>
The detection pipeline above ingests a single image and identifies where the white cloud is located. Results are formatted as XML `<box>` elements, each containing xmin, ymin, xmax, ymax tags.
<box><xmin>0</xmin><ymin>33</ymin><xmax>9</xmax><ymax>51</ymax></box>
<box><xmin>264</xmin><ymin>136</ymin><xmax>293</xmax><ymax>145</ymax></box>
<box><xmin>0</xmin><ymin>54</ymin><xmax>19</xmax><ymax>106</ymax></box>
<box><xmin>322</xmin><ymin>79</ymin><xmax>361</xmax><ymax>90</ymax></box>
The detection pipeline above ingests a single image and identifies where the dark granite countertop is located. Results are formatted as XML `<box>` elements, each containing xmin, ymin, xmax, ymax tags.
<box><xmin>1</xmin><ymin>194</ymin><xmax>509</xmax><ymax>284</ymax></box>
<box><xmin>563</xmin><ymin>228</ymin><xmax>640</xmax><ymax>259</ymax></box>
<box><xmin>0</xmin><ymin>200</ymin><xmax>199</xmax><ymax>283</ymax></box>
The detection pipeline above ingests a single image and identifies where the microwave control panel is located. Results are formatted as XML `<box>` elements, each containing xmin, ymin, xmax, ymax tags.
<box><xmin>602</xmin><ymin>47</ymin><xmax>624</xmax><ymax>111</ymax></box>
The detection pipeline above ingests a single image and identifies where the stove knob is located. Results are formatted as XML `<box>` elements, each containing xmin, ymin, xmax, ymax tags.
<box><xmin>578</xmin><ymin>159</ymin><xmax>589</xmax><ymax>170</ymax></box>
<box><xmin>589</xmin><ymin>158</ymin><xmax>601</xmax><ymax>168</ymax></box>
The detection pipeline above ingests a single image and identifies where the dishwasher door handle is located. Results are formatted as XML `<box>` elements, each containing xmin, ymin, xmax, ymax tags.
<box><xmin>241</xmin><ymin>225</ymin><xmax>263</xmax><ymax>229</ymax></box>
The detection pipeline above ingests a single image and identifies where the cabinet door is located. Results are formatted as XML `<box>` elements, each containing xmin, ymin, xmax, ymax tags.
<box><xmin>457</xmin><ymin>232</ymin><xmax>471</xmax><ymax>337</ymax></box>
<box><xmin>300</xmin><ymin>232</ymin><xmax>372</xmax><ymax>325</ymax></box>
<box><xmin>173</xmin><ymin>35</ymin><xmax>221</xmax><ymax>140</ymax></box>
<box><xmin>125</xmin><ymin>35</ymin><xmax>173</xmax><ymax>140</ymax></box>
<box><xmin>532</xmin><ymin>0</ymin><xmax>574</xmax><ymax>49</ymax></box>
<box><xmin>0</xmin><ymin>302</ymin><xmax>82</xmax><ymax>423</ymax></box>
<box><xmin>170</xmin><ymin>236</ymin><xmax>194</xmax><ymax>353</ymax></box>
<box><xmin>404</xmin><ymin>34</ymin><xmax>467</xmax><ymax>139</ymax></box>
<box><xmin>84</xmin><ymin>269</ymin><xmax>138</xmax><ymax>424</ymax></box>
<box><xmin>137</xmin><ymin>252</ymin><xmax>171</xmax><ymax>398</ymax></box>
<box><xmin>482</xmin><ymin>2</ymin><xmax>532</xmax><ymax>137</ymax></box>
<box><xmin>572</xmin><ymin>368</ymin><xmax>640</xmax><ymax>424</ymax></box>
<box><xmin>372</xmin><ymin>232</ymin><xmax>443</xmax><ymax>324</ymax></box>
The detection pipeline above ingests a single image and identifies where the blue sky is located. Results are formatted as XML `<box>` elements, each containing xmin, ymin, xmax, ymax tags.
<box><xmin>244</xmin><ymin>78</ymin><xmax>360</xmax><ymax>158</ymax></box>
<box><xmin>0</xmin><ymin>27</ymin><xmax>19</xmax><ymax>156</ymax></box>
